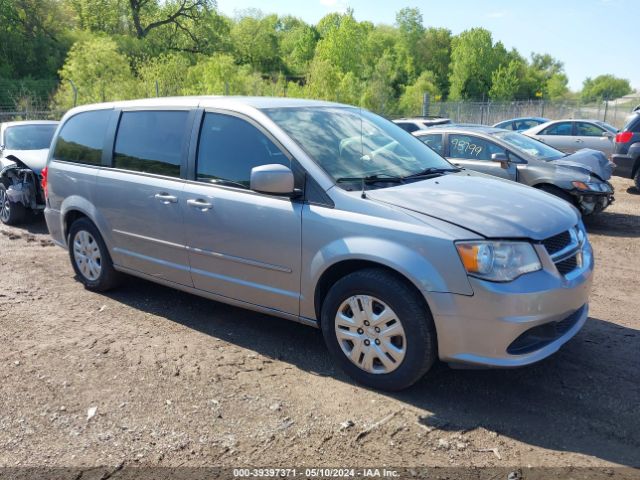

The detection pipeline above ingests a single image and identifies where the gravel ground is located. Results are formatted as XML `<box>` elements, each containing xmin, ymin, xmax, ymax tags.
<box><xmin>0</xmin><ymin>177</ymin><xmax>638</xmax><ymax>475</ymax></box>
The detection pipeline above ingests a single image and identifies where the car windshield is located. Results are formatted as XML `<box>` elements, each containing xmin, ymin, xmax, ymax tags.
<box><xmin>4</xmin><ymin>124</ymin><xmax>57</xmax><ymax>150</ymax></box>
<box><xmin>492</xmin><ymin>130</ymin><xmax>565</xmax><ymax>161</ymax></box>
<box><xmin>263</xmin><ymin>106</ymin><xmax>454</xmax><ymax>188</ymax></box>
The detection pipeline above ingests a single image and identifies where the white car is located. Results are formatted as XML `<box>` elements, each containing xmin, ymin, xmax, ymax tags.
<box><xmin>523</xmin><ymin>119</ymin><xmax>618</xmax><ymax>157</ymax></box>
<box><xmin>0</xmin><ymin>120</ymin><xmax>59</xmax><ymax>224</ymax></box>
<box><xmin>393</xmin><ymin>117</ymin><xmax>451</xmax><ymax>133</ymax></box>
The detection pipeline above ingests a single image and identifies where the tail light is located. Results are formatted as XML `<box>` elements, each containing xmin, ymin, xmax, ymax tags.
<box><xmin>615</xmin><ymin>131</ymin><xmax>633</xmax><ymax>143</ymax></box>
<box><xmin>41</xmin><ymin>166</ymin><xmax>48</xmax><ymax>198</ymax></box>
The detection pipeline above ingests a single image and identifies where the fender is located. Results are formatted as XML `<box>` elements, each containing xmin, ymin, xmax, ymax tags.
<box><xmin>300</xmin><ymin>235</ymin><xmax>474</xmax><ymax>320</ymax></box>
<box><xmin>59</xmin><ymin>195</ymin><xmax>114</xmax><ymax>249</ymax></box>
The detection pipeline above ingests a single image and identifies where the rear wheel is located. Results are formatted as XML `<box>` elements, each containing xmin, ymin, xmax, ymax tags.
<box><xmin>68</xmin><ymin>217</ymin><xmax>121</xmax><ymax>291</ymax></box>
<box><xmin>634</xmin><ymin>167</ymin><xmax>640</xmax><ymax>191</ymax></box>
<box><xmin>0</xmin><ymin>183</ymin><xmax>25</xmax><ymax>225</ymax></box>
<box><xmin>320</xmin><ymin>268</ymin><xmax>437</xmax><ymax>391</ymax></box>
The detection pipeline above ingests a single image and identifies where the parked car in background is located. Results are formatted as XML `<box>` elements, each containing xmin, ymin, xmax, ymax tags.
<box><xmin>393</xmin><ymin>116</ymin><xmax>451</xmax><ymax>133</ymax></box>
<box><xmin>611</xmin><ymin>108</ymin><xmax>640</xmax><ymax>189</ymax></box>
<box><xmin>493</xmin><ymin>117</ymin><xmax>549</xmax><ymax>131</ymax></box>
<box><xmin>523</xmin><ymin>119</ymin><xmax>618</xmax><ymax>157</ymax></box>
<box><xmin>0</xmin><ymin>120</ymin><xmax>59</xmax><ymax>224</ymax></box>
<box><xmin>415</xmin><ymin>125</ymin><xmax>614</xmax><ymax>215</ymax></box>
<box><xmin>44</xmin><ymin>97</ymin><xmax>592</xmax><ymax>390</ymax></box>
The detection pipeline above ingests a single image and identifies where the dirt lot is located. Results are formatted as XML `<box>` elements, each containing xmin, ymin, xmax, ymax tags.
<box><xmin>0</xmin><ymin>177</ymin><xmax>639</xmax><ymax>475</ymax></box>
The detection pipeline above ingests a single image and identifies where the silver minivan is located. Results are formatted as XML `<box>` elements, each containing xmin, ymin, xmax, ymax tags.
<box><xmin>44</xmin><ymin>97</ymin><xmax>593</xmax><ymax>390</ymax></box>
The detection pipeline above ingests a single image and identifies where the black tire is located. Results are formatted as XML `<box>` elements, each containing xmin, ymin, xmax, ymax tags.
<box><xmin>0</xmin><ymin>183</ymin><xmax>26</xmax><ymax>225</ymax></box>
<box><xmin>68</xmin><ymin>217</ymin><xmax>121</xmax><ymax>291</ymax></box>
<box><xmin>320</xmin><ymin>268</ymin><xmax>437</xmax><ymax>391</ymax></box>
<box><xmin>537</xmin><ymin>184</ymin><xmax>576</xmax><ymax>206</ymax></box>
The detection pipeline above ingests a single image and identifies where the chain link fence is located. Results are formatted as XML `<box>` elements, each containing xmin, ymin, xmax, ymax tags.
<box><xmin>425</xmin><ymin>97</ymin><xmax>640</xmax><ymax>129</ymax></box>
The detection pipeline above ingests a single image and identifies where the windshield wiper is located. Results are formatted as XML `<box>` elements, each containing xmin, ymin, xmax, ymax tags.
<box><xmin>336</xmin><ymin>173</ymin><xmax>405</xmax><ymax>185</ymax></box>
<box><xmin>402</xmin><ymin>167</ymin><xmax>461</xmax><ymax>180</ymax></box>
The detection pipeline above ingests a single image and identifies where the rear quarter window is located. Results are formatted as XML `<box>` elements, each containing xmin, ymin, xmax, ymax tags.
<box><xmin>113</xmin><ymin>110</ymin><xmax>189</xmax><ymax>178</ymax></box>
<box><xmin>53</xmin><ymin>110</ymin><xmax>111</xmax><ymax>165</ymax></box>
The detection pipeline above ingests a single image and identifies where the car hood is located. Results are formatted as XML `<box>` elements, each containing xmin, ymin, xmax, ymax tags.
<box><xmin>0</xmin><ymin>149</ymin><xmax>49</xmax><ymax>173</ymax></box>
<box><xmin>366</xmin><ymin>172</ymin><xmax>579</xmax><ymax>241</ymax></box>
<box><xmin>549</xmin><ymin>149</ymin><xmax>613</xmax><ymax>181</ymax></box>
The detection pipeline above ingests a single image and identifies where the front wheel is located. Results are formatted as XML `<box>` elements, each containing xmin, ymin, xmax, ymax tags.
<box><xmin>320</xmin><ymin>268</ymin><xmax>437</xmax><ymax>391</ymax></box>
<box><xmin>0</xmin><ymin>183</ymin><xmax>25</xmax><ymax>225</ymax></box>
<box><xmin>68</xmin><ymin>217</ymin><xmax>121</xmax><ymax>291</ymax></box>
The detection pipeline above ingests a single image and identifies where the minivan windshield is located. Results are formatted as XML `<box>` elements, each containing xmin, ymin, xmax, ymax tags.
<box><xmin>264</xmin><ymin>106</ymin><xmax>456</xmax><ymax>188</ymax></box>
<box><xmin>4</xmin><ymin>124</ymin><xmax>57</xmax><ymax>150</ymax></box>
<box><xmin>492</xmin><ymin>131</ymin><xmax>565</xmax><ymax>161</ymax></box>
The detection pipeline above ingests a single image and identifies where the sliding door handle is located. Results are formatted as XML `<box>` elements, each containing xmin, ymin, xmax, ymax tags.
<box><xmin>187</xmin><ymin>198</ymin><xmax>213</xmax><ymax>210</ymax></box>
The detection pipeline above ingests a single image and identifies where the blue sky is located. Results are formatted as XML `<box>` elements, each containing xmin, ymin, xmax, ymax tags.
<box><xmin>216</xmin><ymin>0</ymin><xmax>638</xmax><ymax>92</ymax></box>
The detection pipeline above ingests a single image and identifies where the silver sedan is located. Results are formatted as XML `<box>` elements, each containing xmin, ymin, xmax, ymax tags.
<box><xmin>523</xmin><ymin>119</ymin><xmax>618</xmax><ymax>157</ymax></box>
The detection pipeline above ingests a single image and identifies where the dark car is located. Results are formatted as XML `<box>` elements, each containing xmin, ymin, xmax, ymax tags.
<box><xmin>493</xmin><ymin>117</ymin><xmax>549</xmax><ymax>131</ymax></box>
<box><xmin>414</xmin><ymin>126</ymin><xmax>614</xmax><ymax>215</ymax></box>
<box><xmin>612</xmin><ymin>108</ymin><xmax>640</xmax><ymax>189</ymax></box>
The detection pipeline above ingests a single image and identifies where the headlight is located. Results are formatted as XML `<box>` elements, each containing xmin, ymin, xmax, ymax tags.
<box><xmin>455</xmin><ymin>241</ymin><xmax>542</xmax><ymax>282</ymax></box>
<box><xmin>572</xmin><ymin>181</ymin><xmax>609</xmax><ymax>192</ymax></box>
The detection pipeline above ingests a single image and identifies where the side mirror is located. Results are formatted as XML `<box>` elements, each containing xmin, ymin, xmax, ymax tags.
<box><xmin>250</xmin><ymin>164</ymin><xmax>295</xmax><ymax>196</ymax></box>
<box><xmin>602</xmin><ymin>131</ymin><xmax>614</xmax><ymax>139</ymax></box>
<box><xmin>491</xmin><ymin>153</ymin><xmax>508</xmax><ymax>162</ymax></box>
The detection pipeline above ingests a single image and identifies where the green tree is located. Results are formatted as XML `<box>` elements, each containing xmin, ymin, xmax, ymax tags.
<box><xmin>136</xmin><ymin>53</ymin><xmax>192</xmax><ymax>97</ymax></box>
<box><xmin>360</xmin><ymin>52</ymin><xmax>397</xmax><ymax>115</ymax></box>
<box><xmin>489</xmin><ymin>60</ymin><xmax>520</xmax><ymax>100</ymax></box>
<box><xmin>398</xmin><ymin>70</ymin><xmax>440</xmax><ymax>115</ymax></box>
<box><xmin>581</xmin><ymin>74</ymin><xmax>632</xmax><ymax>102</ymax></box>
<box><xmin>314</xmin><ymin>10</ymin><xmax>368</xmax><ymax>75</ymax></box>
<box><xmin>417</xmin><ymin>28</ymin><xmax>452</xmax><ymax>98</ymax></box>
<box><xmin>448</xmin><ymin>28</ymin><xmax>497</xmax><ymax>100</ymax></box>
<box><xmin>277</xmin><ymin>16</ymin><xmax>318</xmax><ymax>75</ymax></box>
<box><xmin>0</xmin><ymin>0</ymin><xmax>73</xmax><ymax>79</ymax></box>
<box><xmin>546</xmin><ymin>72</ymin><xmax>570</xmax><ymax>100</ymax></box>
<box><xmin>305</xmin><ymin>58</ymin><xmax>342</xmax><ymax>101</ymax></box>
<box><xmin>231</xmin><ymin>11</ymin><xmax>282</xmax><ymax>72</ymax></box>
<box><xmin>52</xmin><ymin>36</ymin><xmax>134</xmax><ymax>108</ymax></box>
<box><xmin>184</xmin><ymin>53</ymin><xmax>263</xmax><ymax>95</ymax></box>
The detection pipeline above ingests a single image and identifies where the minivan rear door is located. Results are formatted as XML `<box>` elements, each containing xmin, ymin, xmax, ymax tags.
<box><xmin>182</xmin><ymin>111</ymin><xmax>302</xmax><ymax>315</ymax></box>
<box><xmin>95</xmin><ymin>109</ymin><xmax>195</xmax><ymax>286</ymax></box>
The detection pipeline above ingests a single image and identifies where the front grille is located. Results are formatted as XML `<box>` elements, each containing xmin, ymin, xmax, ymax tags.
<box><xmin>541</xmin><ymin>228</ymin><xmax>582</xmax><ymax>277</ymax></box>
<box><xmin>542</xmin><ymin>231</ymin><xmax>571</xmax><ymax>255</ymax></box>
<box><xmin>556</xmin><ymin>255</ymin><xmax>578</xmax><ymax>275</ymax></box>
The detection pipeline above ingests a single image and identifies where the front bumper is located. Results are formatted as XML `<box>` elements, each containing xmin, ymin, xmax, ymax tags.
<box><xmin>611</xmin><ymin>153</ymin><xmax>635</xmax><ymax>178</ymax></box>
<box><xmin>426</xmin><ymin>241</ymin><xmax>593</xmax><ymax>367</ymax></box>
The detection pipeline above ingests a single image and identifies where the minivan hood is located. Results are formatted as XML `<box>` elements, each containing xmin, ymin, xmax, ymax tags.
<box><xmin>366</xmin><ymin>172</ymin><xmax>579</xmax><ymax>240</ymax></box>
<box><xmin>0</xmin><ymin>149</ymin><xmax>49</xmax><ymax>173</ymax></box>
<box><xmin>550</xmin><ymin>148</ymin><xmax>613</xmax><ymax>181</ymax></box>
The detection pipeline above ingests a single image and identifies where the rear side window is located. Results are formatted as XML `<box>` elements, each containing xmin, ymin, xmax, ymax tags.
<box><xmin>53</xmin><ymin>110</ymin><xmax>111</xmax><ymax>165</ymax></box>
<box><xmin>575</xmin><ymin>122</ymin><xmax>604</xmax><ymax>137</ymax></box>
<box><xmin>113</xmin><ymin>110</ymin><xmax>189</xmax><ymax>178</ymax></box>
<box><xmin>419</xmin><ymin>134</ymin><xmax>444</xmax><ymax>155</ymax></box>
<box><xmin>196</xmin><ymin>113</ymin><xmax>289</xmax><ymax>189</ymax></box>
<box><xmin>541</xmin><ymin>122</ymin><xmax>572</xmax><ymax>136</ymax></box>
<box><xmin>396</xmin><ymin>122</ymin><xmax>419</xmax><ymax>133</ymax></box>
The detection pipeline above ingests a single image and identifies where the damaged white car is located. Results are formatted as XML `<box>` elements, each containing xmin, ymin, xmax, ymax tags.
<box><xmin>0</xmin><ymin>120</ymin><xmax>59</xmax><ymax>225</ymax></box>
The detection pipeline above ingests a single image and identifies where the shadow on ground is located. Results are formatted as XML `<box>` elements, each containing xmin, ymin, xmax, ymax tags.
<box><xmin>104</xmin><ymin>275</ymin><xmax>640</xmax><ymax>468</ymax></box>
<box><xmin>584</xmin><ymin>210</ymin><xmax>640</xmax><ymax>238</ymax></box>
